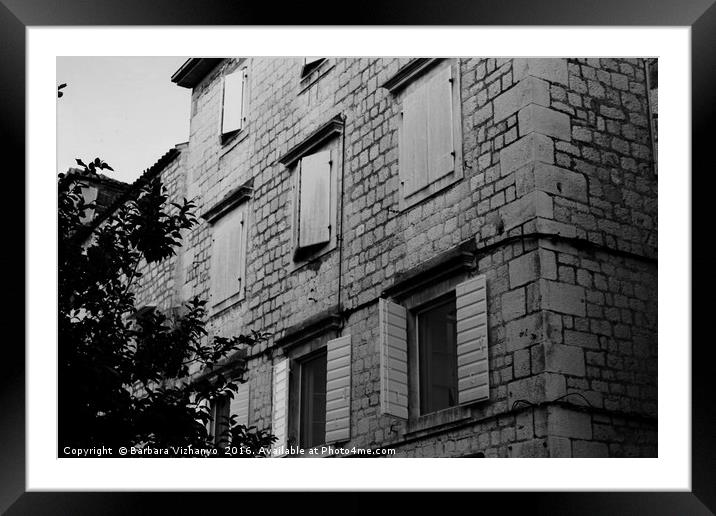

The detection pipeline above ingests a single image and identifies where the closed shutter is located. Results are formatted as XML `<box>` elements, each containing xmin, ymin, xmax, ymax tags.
<box><xmin>379</xmin><ymin>299</ymin><xmax>409</xmax><ymax>419</ymax></box>
<box><xmin>427</xmin><ymin>66</ymin><xmax>455</xmax><ymax>181</ymax></box>
<box><xmin>456</xmin><ymin>275</ymin><xmax>490</xmax><ymax>405</ymax></box>
<box><xmin>298</xmin><ymin>150</ymin><xmax>331</xmax><ymax>248</ymax></box>
<box><xmin>325</xmin><ymin>335</ymin><xmax>351</xmax><ymax>443</ymax></box>
<box><xmin>210</xmin><ymin>207</ymin><xmax>244</xmax><ymax>306</ymax></box>
<box><xmin>230</xmin><ymin>382</ymin><xmax>250</xmax><ymax>428</ymax></box>
<box><xmin>400</xmin><ymin>86</ymin><xmax>429</xmax><ymax>197</ymax></box>
<box><xmin>271</xmin><ymin>358</ymin><xmax>290</xmax><ymax>455</ymax></box>
<box><xmin>222</xmin><ymin>69</ymin><xmax>245</xmax><ymax>134</ymax></box>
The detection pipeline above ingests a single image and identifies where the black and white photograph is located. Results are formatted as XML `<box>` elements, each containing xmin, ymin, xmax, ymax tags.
<box><xmin>5</xmin><ymin>7</ymin><xmax>708</xmax><ymax>509</ymax></box>
<box><xmin>56</xmin><ymin>56</ymin><xmax>659</xmax><ymax>459</ymax></box>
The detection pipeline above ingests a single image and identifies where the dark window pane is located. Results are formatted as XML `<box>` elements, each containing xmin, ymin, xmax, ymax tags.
<box><xmin>299</xmin><ymin>351</ymin><xmax>327</xmax><ymax>448</ymax></box>
<box><xmin>418</xmin><ymin>297</ymin><xmax>458</xmax><ymax>414</ymax></box>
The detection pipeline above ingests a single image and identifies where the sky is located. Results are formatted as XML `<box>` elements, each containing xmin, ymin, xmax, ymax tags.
<box><xmin>57</xmin><ymin>57</ymin><xmax>191</xmax><ymax>184</ymax></box>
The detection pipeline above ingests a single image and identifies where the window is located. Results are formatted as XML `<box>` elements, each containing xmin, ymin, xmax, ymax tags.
<box><xmin>221</xmin><ymin>66</ymin><xmax>248</xmax><ymax>140</ymax></box>
<box><xmin>209</xmin><ymin>204</ymin><xmax>248</xmax><ymax>312</ymax></box>
<box><xmin>379</xmin><ymin>275</ymin><xmax>489</xmax><ymax>422</ymax></box>
<box><xmin>271</xmin><ymin>334</ymin><xmax>352</xmax><ymax>455</ymax></box>
<box><xmin>395</xmin><ymin>60</ymin><xmax>463</xmax><ymax>209</ymax></box>
<box><xmin>278</xmin><ymin>116</ymin><xmax>343</xmax><ymax>264</ymax></box>
<box><xmin>208</xmin><ymin>397</ymin><xmax>230</xmax><ymax>447</ymax></box>
<box><xmin>205</xmin><ymin>382</ymin><xmax>250</xmax><ymax>446</ymax></box>
<box><xmin>417</xmin><ymin>296</ymin><xmax>458</xmax><ymax>414</ymax></box>
<box><xmin>295</xmin><ymin>150</ymin><xmax>332</xmax><ymax>253</ymax></box>
<box><xmin>298</xmin><ymin>350</ymin><xmax>328</xmax><ymax>448</ymax></box>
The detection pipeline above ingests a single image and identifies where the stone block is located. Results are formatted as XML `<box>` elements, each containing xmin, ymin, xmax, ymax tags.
<box><xmin>544</xmin><ymin>372</ymin><xmax>567</xmax><ymax>399</ymax></box>
<box><xmin>548</xmin><ymin>405</ymin><xmax>592</xmax><ymax>439</ymax></box>
<box><xmin>533</xmin><ymin>163</ymin><xmax>588</xmax><ymax>203</ymax></box>
<box><xmin>535</xmin><ymin>218</ymin><xmax>578</xmax><ymax>239</ymax></box>
<box><xmin>509</xmin><ymin>438</ymin><xmax>548</xmax><ymax>457</ymax></box>
<box><xmin>541</xmin><ymin>280</ymin><xmax>586</xmax><ymax>316</ymax></box>
<box><xmin>539</xmin><ymin>248</ymin><xmax>558</xmax><ymax>280</ymax></box>
<box><xmin>516</xmin><ymin>410</ymin><xmax>534</xmax><ymax>440</ymax></box>
<box><xmin>502</xmin><ymin>287</ymin><xmax>526</xmax><ymax>321</ymax></box>
<box><xmin>509</xmin><ymin>251</ymin><xmax>540</xmax><ymax>288</ymax></box>
<box><xmin>514</xmin><ymin>348</ymin><xmax>532</xmax><ymax>378</ymax></box>
<box><xmin>564</xmin><ymin>329</ymin><xmax>600</xmax><ymax>350</ymax></box>
<box><xmin>494</xmin><ymin>76</ymin><xmax>550</xmax><ymax>123</ymax></box>
<box><xmin>548</xmin><ymin>436</ymin><xmax>573</xmax><ymax>457</ymax></box>
<box><xmin>499</xmin><ymin>133</ymin><xmax>555</xmax><ymax>176</ymax></box>
<box><xmin>505</xmin><ymin>312</ymin><xmax>544</xmax><ymax>352</ymax></box>
<box><xmin>544</xmin><ymin>342</ymin><xmax>586</xmax><ymax>376</ymax></box>
<box><xmin>518</xmin><ymin>104</ymin><xmax>572</xmax><ymax>141</ymax></box>
<box><xmin>513</xmin><ymin>58</ymin><xmax>569</xmax><ymax>86</ymax></box>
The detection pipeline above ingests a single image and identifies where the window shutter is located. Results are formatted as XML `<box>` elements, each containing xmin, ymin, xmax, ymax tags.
<box><xmin>222</xmin><ymin>69</ymin><xmax>245</xmax><ymax>134</ymax></box>
<box><xmin>456</xmin><ymin>274</ymin><xmax>490</xmax><ymax>405</ymax></box>
<box><xmin>298</xmin><ymin>150</ymin><xmax>331</xmax><ymax>247</ymax></box>
<box><xmin>379</xmin><ymin>299</ymin><xmax>408</xmax><ymax>419</ymax></box>
<box><xmin>210</xmin><ymin>221</ymin><xmax>229</xmax><ymax>305</ymax></box>
<box><xmin>230</xmin><ymin>382</ymin><xmax>250</xmax><ymax>428</ymax></box>
<box><xmin>427</xmin><ymin>66</ymin><xmax>455</xmax><ymax>182</ymax></box>
<box><xmin>325</xmin><ymin>335</ymin><xmax>351</xmax><ymax>443</ymax></box>
<box><xmin>400</xmin><ymin>86</ymin><xmax>429</xmax><ymax>197</ymax></box>
<box><xmin>238</xmin><ymin>211</ymin><xmax>248</xmax><ymax>297</ymax></box>
<box><xmin>271</xmin><ymin>358</ymin><xmax>290</xmax><ymax>455</ymax></box>
<box><xmin>210</xmin><ymin>208</ymin><xmax>244</xmax><ymax>306</ymax></box>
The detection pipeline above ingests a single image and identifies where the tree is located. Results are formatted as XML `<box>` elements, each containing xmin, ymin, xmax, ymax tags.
<box><xmin>58</xmin><ymin>103</ymin><xmax>275</xmax><ymax>457</ymax></box>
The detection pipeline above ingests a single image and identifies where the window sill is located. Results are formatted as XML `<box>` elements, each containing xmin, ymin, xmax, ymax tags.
<box><xmin>289</xmin><ymin>242</ymin><xmax>336</xmax><ymax>274</ymax></box>
<box><xmin>210</xmin><ymin>291</ymin><xmax>245</xmax><ymax>318</ymax></box>
<box><xmin>400</xmin><ymin>171</ymin><xmax>463</xmax><ymax>211</ymax></box>
<box><xmin>404</xmin><ymin>405</ymin><xmax>472</xmax><ymax>438</ymax></box>
<box><xmin>220</xmin><ymin>128</ymin><xmax>249</xmax><ymax>156</ymax></box>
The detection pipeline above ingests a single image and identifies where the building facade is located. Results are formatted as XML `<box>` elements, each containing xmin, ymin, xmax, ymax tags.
<box><xmin>132</xmin><ymin>57</ymin><xmax>658</xmax><ymax>457</ymax></box>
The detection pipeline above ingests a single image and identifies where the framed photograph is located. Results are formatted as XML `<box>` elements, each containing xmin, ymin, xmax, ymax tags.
<box><xmin>6</xmin><ymin>0</ymin><xmax>712</xmax><ymax>513</ymax></box>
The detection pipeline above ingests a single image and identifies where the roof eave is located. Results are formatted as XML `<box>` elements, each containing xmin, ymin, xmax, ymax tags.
<box><xmin>171</xmin><ymin>58</ymin><xmax>224</xmax><ymax>89</ymax></box>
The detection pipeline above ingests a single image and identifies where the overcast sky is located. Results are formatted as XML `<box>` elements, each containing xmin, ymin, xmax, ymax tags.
<box><xmin>57</xmin><ymin>57</ymin><xmax>191</xmax><ymax>184</ymax></box>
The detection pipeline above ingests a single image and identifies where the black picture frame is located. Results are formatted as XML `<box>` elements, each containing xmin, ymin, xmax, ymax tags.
<box><xmin>4</xmin><ymin>1</ymin><xmax>712</xmax><ymax>514</ymax></box>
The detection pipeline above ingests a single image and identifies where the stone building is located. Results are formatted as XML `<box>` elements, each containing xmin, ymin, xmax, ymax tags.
<box><xmin>130</xmin><ymin>57</ymin><xmax>658</xmax><ymax>457</ymax></box>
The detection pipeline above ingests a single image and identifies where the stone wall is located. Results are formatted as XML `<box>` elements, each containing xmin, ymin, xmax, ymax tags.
<box><xmin>133</xmin><ymin>58</ymin><xmax>657</xmax><ymax>457</ymax></box>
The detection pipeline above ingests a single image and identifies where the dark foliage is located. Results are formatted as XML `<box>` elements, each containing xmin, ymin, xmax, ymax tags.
<box><xmin>58</xmin><ymin>153</ymin><xmax>275</xmax><ymax>457</ymax></box>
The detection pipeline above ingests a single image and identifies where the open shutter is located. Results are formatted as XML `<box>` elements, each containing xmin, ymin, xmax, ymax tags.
<box><xmin>210</xmin><ymin>220</ymin><xmax>229</xmax><ymax>305</ymax></box>
<box><xmin>210</xmin><ymin>208</ymin><xmax>244</xmax><ymax>306</ymax></box>
<box><xmin>427</xmin><ymin>66</ymin><xmax>455</xmax><ymax>181</ymax></box>
<box><xmin>238</xmin><ymin>210</ymin><xmax>248</xmax><ymax>298</ymax></box>
<box><xmin>298</xmin><ymin>150</ymin><xmax>331</xmax><ymax>247</ymax></box>
<box><xmin>456</xmin><ymin>275</ymin><xmax>490</xmax><ymax>405</ymax></box>
<box><xmin>400</xmin><ymin>86</ymin><xmax>429</xmax><ymax>197</ymax></box>
<box><xmin>271</xmin><ymin>358</ymin><xmax>290</xmax><ymax>455</ymax></box>
<box><xmin>379</xmin><ymin>299</ymin><xmax>408</xmax><ymax>419</ymax></box>
<box><xmin>222</xmin><ymin>69</ymin><xmax>245</xmax><ymax>134</ymax></box>
<box><xmin>325</xmin><ymin>335</ymin><xmax>351</xmax><ymax>443</ymax></box>
<box><xmin>230</xmin><ymin>382</ymin><xmax>250</xmax><ymax>428</ymax></box>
